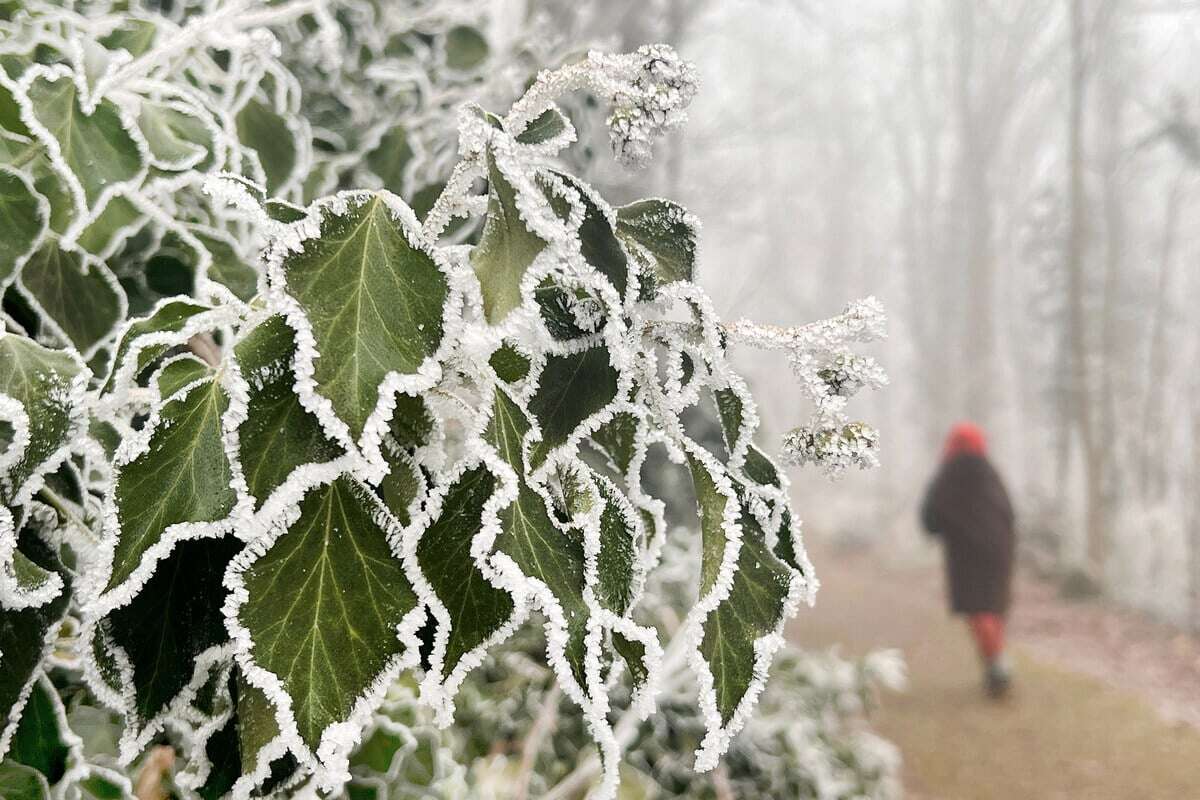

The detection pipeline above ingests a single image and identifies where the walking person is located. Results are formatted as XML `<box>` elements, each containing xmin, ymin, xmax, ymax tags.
<box><xmin>920</xmin><ymin>422</ymin><xmax>1016</xmax><ymax>698</ymax></box>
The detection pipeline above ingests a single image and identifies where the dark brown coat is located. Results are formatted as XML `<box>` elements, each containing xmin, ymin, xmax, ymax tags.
<box><xmin>920</xmin><ymin>453</ymin><xmax>1015</xmax><ymax>615</ymax></box>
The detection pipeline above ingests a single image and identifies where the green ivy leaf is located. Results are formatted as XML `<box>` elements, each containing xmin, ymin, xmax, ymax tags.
<box><xmin>700</xmin><ymin>499</ymin><xmax>791</xmax><ymax>724</ymax></box>
<box><xmin>138</xmin><ymin>101</ymin><xmax>213</xmax><ymax>171</ymax></box>
<box><xmin>103</xmin><ymin>536</ymin><xmax>241</xmax><ymax>727</ymax></box>
<box><xmin>106</xmin><ymin>376</ymin><xmax>235</xmax><ymax>591</ymax></box>
<box><xmin>713</xmin><ymin>388</ymin><xmax>779</xmax><ymax>487</ymax></box>
<box><xmin>196</xmin><ymin>230</ymin><xmax>258</xmax><ymax>301</ymax></box>
<box><xmin>615</xmin><ymin>199</ymin><xmax>697</xmax><ymax>297</ymax></box>
<box><xmin>515</xmin><ymin>108</ymin><xmax>570</xmax><ymax>146</ymax></box>
<box><xmin>0</xmin><ymin>333</ymin><xmax>85</xmax><ymax>505</ymax></box>
<box><xmin>418</xmin><ymin>466</ymin><xmax>514</xmax><ymax>682</ymax></box>
<box><xmin>235</xmin><ymin>99</ymin><xmax>297</xmax><ymax>193</ymax></box>
<box><xmin>154</xmin><ymin>354</ymin><xmax>211</xmax><ymax>400</ymax></box>
<box><xmin>588</xmin><ymin>412</ymin><xmax>640</xmax><ymax>475</ymax></box>
<box><xmin>234</xmin><ymin>316</ymin><xmax>342</xmax><ymax>511</ymax></box>
<box><xmin>365</xmin><ymin>126</ymin><xmax>413</xmax><ymax>193</ymax></box>
<box><xmin>0</xmin><ymin>575</ymin><xmax>69</xmax><ymax>756</ymax></box>
<box><xmin>0</xmin><ymin>761</ymin><xmax>50</xmax><ymax>800</ymax></box>
<box><xmin>528</xmin><ymin>346</ymin><xmax>619</xmax><ymax>467</ymax></box>
<box><xmin>0</xmin><ymin>167</ymin><xmax>45</xmax><ymax>288</ymax></box>
<box><xmin>18</xmin><ymin>241</ymin><xmax>124</xmax><ymax>357</ymax></box>
<box><xmin>23</xmin><ymin>70</ymin><xmax>144</xmax><ymax>211</ymax></box>
<box><xmin>278</xmin><ymin>192</ymin><xmax>447</xmax><ymax>443</ymax></box>
<box><xmin>7</xmin><ymin>677</ymin><xmax>69</xmax><ymax>783</ymax></box>
<box><xmin>234</xmin><ymin>674</ymin><xmax>292</xmax><ymax>789</ymax></box>
<box><xmin>103</xmin><ymin>299</ymin><xmax>217</xmax><ymax>393</ymax></box>
<box><xmin>0</xmin><ymin>81</ymin><xmax>31</xmax><ymax>138</ymax></box>
<box><xmin>550</xmin><ymin>171</ymin><xmax>627</xmax><ymax>297</ymax></box>
<box><xmin>443</xmin><ymin>26</ymin><xmax>489</xmax><ymax>71</ymax></box>
<box><xmin>470</xmin><ymin>150</ymin><xmax>546</xmax><ymax>324</ymax></box>
<box><xmin>236</xmin><ymin>477</ymin><xmax>419</xmax><ymax>752</ymax></box>
<box><xmin>593</xmin><ymin>478</ymin><xmax>638</xmax><ymax>616</ymax></box>
<box><xmin>489</xmin><ymin>343</ymin><xmax>530</xmax><ymax>383</ymax></box>
<box><xmin>485</xmin><ymin>389</ymin><xmax>589</xmax><ymax>686</ymax></box>
<box><xmin>74</xmin><ymin>194</ymin><xmax>141</xmax><ymax>257</ymax></box>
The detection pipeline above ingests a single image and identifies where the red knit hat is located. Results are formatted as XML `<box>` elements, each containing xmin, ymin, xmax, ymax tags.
<box><xmin>942</xmin><ymin>422</ymin><xmax>987</xmax><ymax>461</ymax></box>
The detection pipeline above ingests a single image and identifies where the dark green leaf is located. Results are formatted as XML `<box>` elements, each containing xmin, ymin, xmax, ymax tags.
<box><xmin>237</xmin><ymin>477</ymin><xmax>418</xmax><ymax>751</ymax></box>
<box><xmin>615</xmin><ymin>199</ymin><xmax>697</xmax><ymax>298</ymax></box>
<box><xmin>235</xmin><ymin>100</ymin><xmax>297</xmax><ymax>193</ymax></box>
<box><xmin>528</xmin><ymin>346</ymin><xmax>619</xmax><ymax>467</ymax></box>
<box><xmin>418</xmin><ymin>466</ymin><xmax>513</xmax><ymax>680</ymax></box>
<box><xmin>278</xmin><ymin>193</ymin><xmax>448</xmax><ymax>443</ymax></box>
<box><xmin>24</xmin><ymin>72</ymin><xmax>143</xmax><ymax>209</ymax></box>
<box><xmin>470</xmin><ymin>151</ymin><xmax>546</xmax><ymax>323</ymax></box>
<box><xmin>0</xmin><ymin>167</ymin><xmax>44</xmax><ymax>287</ymax></box>
<box><xmin>18</xmin><ymin>242</ymin><xmax>124</xmax><ymax>356</ymax></box>
<box><xmin>234</xmin><ymin>315</ymin><xmax>341</xmax><ymax>510</ymax></box>
<box><xmin>104</xmin><ymin>536</ymin><xmax>241</xmax><ymax>725</ymax></box>
<box><xmin>106</xmin><ymin>377</ymin><xmax>235</xmax><ymax>591</ymax></box>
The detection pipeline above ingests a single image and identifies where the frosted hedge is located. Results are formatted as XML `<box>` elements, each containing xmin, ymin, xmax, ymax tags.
<box><xmin>0</xmin><ymin>2</ymin><xmax>886</xmax><ymax>798</ymax></box>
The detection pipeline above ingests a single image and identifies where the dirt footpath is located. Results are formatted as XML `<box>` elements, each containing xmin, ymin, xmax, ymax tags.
<box><xmin>789</xmin><ymin>545</ymin><xmax>1200</xmax><ymax>800</ymax></box>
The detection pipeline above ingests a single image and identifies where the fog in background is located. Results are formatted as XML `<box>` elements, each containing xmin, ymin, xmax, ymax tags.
<box><xmin>517</xmin><ymin>0</ymin><xmax>1200</xmax><ymax>627</ymax></box>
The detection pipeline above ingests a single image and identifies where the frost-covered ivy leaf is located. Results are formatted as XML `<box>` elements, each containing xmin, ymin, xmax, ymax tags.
<box><xmin>593</xmin><ymin>478</ymin><xmax>638</xmax><ymax>616</ymax></box>
<box><xmin>0</xmin><ymin>761</ymin><xmax>50</xmax><ymax>800</ymax></box>
<box><xmin>443</xmin><ymin>25</ymin><xmax>489</xmax><ymax>71</ymax></box>
<box><xmin>0</xmin><ymin>82</ymin><xmax>31</xmax><ymax>138</ymax></box>
<box><xmin>686</xmin><ymin>448</ymin><xmax>795</xmax><ymax>765</ymax></box>
<box><xmin>103</xmin><ymin>299</ymin><xmax>214</xmax><ymax>392</ymax></box>
<box><xmin>102</xmin><ymin>536</ymin><xmax>240</xmax><ymax>730</ymax></box>
<box><xmin>154</xmin><ymin>354</ymin><xmax>211</xmax><ymax>400</ymax></box>
<box><xmin>138</xmin><ymin>101</ymin><xmax>213</xmax><ymax>171</ymax></box>
<box><xmin>713</xmin><ymin>388</ymin><xmax>779</xmax><ymax>487</ymax></box>
<box><xmin>489</xmin><ymin>343</ymin><xmax>530</xmax><ymax>383</ymax></box>
<box><xmin>7</xmin><ymin>677</ymin><xmax>69</xmax><ymax>783</ymax></box>
<box><xmin>615</xmin><ymin>199</ymin><xmax>697</xmax><ymax>297</ymax></box>
<box><xmin>18</xmin><ymin>241</ymin><xmax>124</xmax><ymax>357</ymax></box>
<box><xmin>22</xmin><ymin>70</ymin><xmax>144</xmax><ymax>211</ymax></box>
<box><xmin>7</xmin><ymin>550</ymin><xmax>58</xmax><ymax>605</ymax></box>
<box><xmin>235</xmin><ymin>673</ymin><xmax>295</xmax><ymax>791</ymax></box>
<box><xmin>0</xmin><ymin>167</ymin><xmax>45</xmax><ymax>288</ymax></box>
<box><xmin>550</xmin><ymin>172</ymin><xmax>627</xmax><ymax>297</ymax></box>
<box><xmin>0</xmin><ymin>571</ymin><xmax>69</xmax><ymax>758</ymax></box>
<box><xmin>365</xmin><ymin>126</ymin><xmax>413</xmax><ymax>192</ymax></box>
<box><xmin>486</xmin><ymin>389</ymin><xmax>589</xmax><ymax>686</ymax></box>
<box><xmin>196</xmin><ymin>231</ymin><xmax>258</xmax><ymax>301</ymax></box>
<box><xmin>528</xmin><ymin>346</ymin><xmax>619</xmax><ymax>467</ymax></box>
<box><xmin>236</xmin><ymin>99</ymin><xmax>297</xmax><ymax>193</ymax></box>
<box><xmin>105</xmin><ymin>376</ymin><xmax>235</xmax><ymax>592</ymax></box>
<box><xmin>236</xmin><ymin>477</ymin><xmax>419</xmax><ymax>752</ymax></box>
<box><xmin>700</xmin><ymin>502</ymin><xmax>791</xmax><ymax>725</ymax></box>
<box><xmin>589</xmin><ymin>412</ymin><xmax>639</xmax><ymax>474</ymax></box>
<box><xmin>234</xmin><ymin>315</ymin><xmax>341</xmax><ymax>510</ymax></box>
<box><xmin>0</xmin><ymin>333</ymin><xmax>86</xmax><ymax>505</ymax></box>
<box><xmin>387</xmin><ymin>394</ymin><xmax>434</xmax><ymax>451</ymax></box>
<box><xmin>99</xmin><ymin>17</ymin><xmax>157</xmax><ymax>57</ymax></box>
<box><xmin>74</xmin><ymin>194</ymin><xmax>141</xmax><ymax>257</ymax></box>
<box><xmin>76</xmin><ymin>770</ymin><xmax>134</xmax><ymax>800</ymax></box>
<box><xmin>471</xmin><ymin>150</ymin><xmax>546</xmax><ymax>324</ymax></box>
<box><xmin>418</xmin><ymin>466</ymin><xmax>514</xmax><ymax>683</ymax></box>
<box><xmin>515</xmin><ymin>108</ymin><xmax>570</xmax><ymax>146</ymax></box>
<box><xmin>195</xmin><ymin>713</ymin><xmax>240</xmax><ymax>800</ymax></box>
<box><xmin>277</xmin><ymin>192</ymin><xmax>447</xmax><ymax>443</ymax></box>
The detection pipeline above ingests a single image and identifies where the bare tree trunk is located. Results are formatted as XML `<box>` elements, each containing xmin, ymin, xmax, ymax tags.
<box><xmin>1065</xmin><ymin>0</ymin><xmax>1104</xmax><ymax>578</ymax></box>
<box><xmin>952</xmin><ymin>1</ymin><xmax>997</xmax><ymax>429</ymax></box>
<box><xmin>1139</xmin><ymin>174</ymin><xmax>1183</xmax><ymax>502</ymax></box>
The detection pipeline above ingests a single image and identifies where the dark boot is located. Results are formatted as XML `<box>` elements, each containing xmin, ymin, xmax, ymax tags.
<box><xmin>984</xmin><ymin>656</ymin><xmax>1012</xmax><ymax>699</ymax></box>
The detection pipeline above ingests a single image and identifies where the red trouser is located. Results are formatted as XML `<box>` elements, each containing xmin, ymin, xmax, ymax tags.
<box><xmin>967</xmin><ymin>613</ymin><xmax>1006</xmax><ymax>661</ymax></box>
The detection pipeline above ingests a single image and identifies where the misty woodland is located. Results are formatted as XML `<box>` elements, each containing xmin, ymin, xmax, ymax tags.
<box><xmin>0</xmin><ymin>2</ymin><xmax>898</xmax><ymax>799</ymax></box>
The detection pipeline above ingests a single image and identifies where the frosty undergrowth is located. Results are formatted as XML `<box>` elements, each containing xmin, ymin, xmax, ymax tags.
<box><xmin>0</xmin><ymin>2</ymin><xmax>886</xmax><ymax>799</ymax></box>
